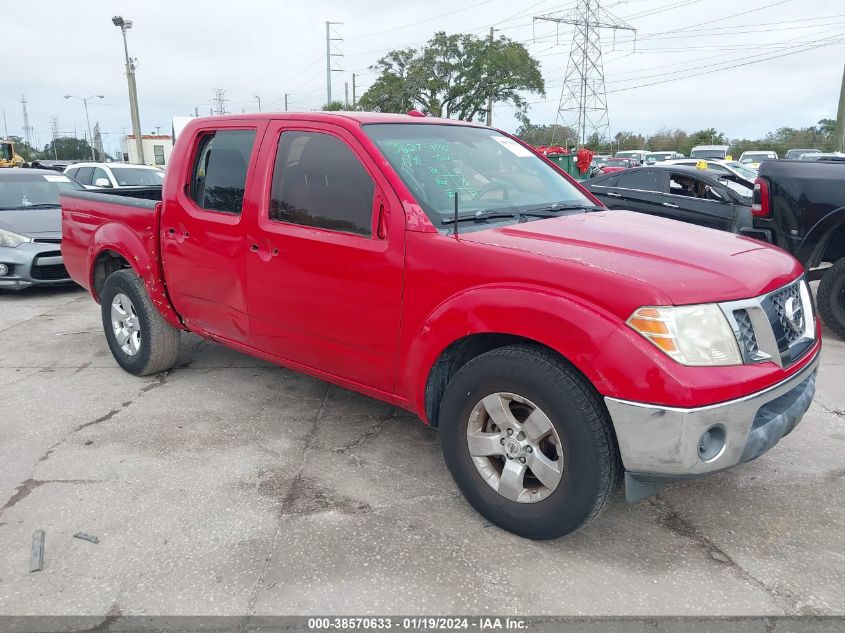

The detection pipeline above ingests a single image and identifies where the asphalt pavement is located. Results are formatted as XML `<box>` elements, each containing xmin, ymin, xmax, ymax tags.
<box><xmin>0</xmin><ymin>286</ymin><xmax>843</xmax><ymax>617</ymax></box>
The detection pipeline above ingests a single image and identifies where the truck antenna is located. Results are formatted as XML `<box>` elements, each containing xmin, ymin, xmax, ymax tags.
<box><xmin>453</xmin><ymin>191</ymin><xmax>459</xmax><ymax>239</ymax></box>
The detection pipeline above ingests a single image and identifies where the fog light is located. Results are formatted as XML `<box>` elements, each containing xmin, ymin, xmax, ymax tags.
<box><xmin>698</xmin><ymin>425</ymin><xmax>726</xmax><ymax>462</ymax></box>
<box><xmin>0</xmin><ymin>263</ymin><xmax>8</xmax><ymax>276</ymax></box>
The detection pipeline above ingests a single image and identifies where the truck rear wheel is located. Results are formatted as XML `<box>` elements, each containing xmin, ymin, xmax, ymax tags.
<box><xmin>438</xmin><ymin>344</ymin><xmax>621</xmax><ymax>539</ymax></box>
<box><xmin>100</xmin><ymin>270</ymin><xmax>181</xmax><ymax>376</ymax></box>
<box><xmin>817</xmin><ymin>258</ymin><xmax>845</xmax><ymax>340</ymax></box>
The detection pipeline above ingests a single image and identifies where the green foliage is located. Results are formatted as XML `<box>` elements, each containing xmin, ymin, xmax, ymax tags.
<box><xmin>515</xmin><ymin>122</ymin><xmax>577</xmax><ymax>147</ymax></box>
<box><xmin>322</xmin><ymin>101</ymin><xmax>345</xmax><ymax>111</ymax></box>
<box><xmin>41</xmin><ymin>137</ymin><xmax>95</xmax><ymax>161</ymax></box>
<box><xmin>359</xmin><ymin>31</ymin><xmax>544</xmax><ymax>121</ymax></box>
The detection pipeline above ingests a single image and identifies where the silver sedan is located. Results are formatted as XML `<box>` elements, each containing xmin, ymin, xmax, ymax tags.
<box><xmin>0</xmin><ymin>168</ymin><xmax>83</xmax><ymax>290</ymax></box>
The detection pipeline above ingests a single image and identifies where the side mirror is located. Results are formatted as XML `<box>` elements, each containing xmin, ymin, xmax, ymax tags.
<box><xmin>94</xmin><ymin>177</ymin><xmax>112</xmax><ymax>188</ymax></box>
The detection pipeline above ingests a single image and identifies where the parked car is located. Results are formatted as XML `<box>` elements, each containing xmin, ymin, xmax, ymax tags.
<box><xmin>739</xmin><ymin>151</ymin><xmax>778</xmax><ymax>169</ymax></box>
<box><xmin>30</xmin><ymin>159</ymin><xmax>81</xmax><ymax>173</ymax></box>
<box><xmin>798</xmin><ymin>152</ymin><xmax>845</xmax><ymax>161</ymax></box>
<box><xmin>690</xmin><ymin>144</ymin><xmax>731</xmax><ymax>160</ymax></box>
<box><xmin>64</xmin><ymin>162</ymin><xmax>165</xmax><ymax>189</ymax></box>
<box><xmin>0</xmin><ymin>168</ymin><xmax>82</xmax><ymax>289</ymax></box>
<box><xmin>588</xmin><ymin>154</ymin><xmax>610</xmax><ymax>178</ymax></box>
<box><xmin>61</xmin><ymin>112</ymin><xmax>819</xmax><ymax>539</ymax></box>
<box><xmin>613</xmin><ymin>149</ymin><xmax>647</xmax><ymax>164</ymax></box>
<box><xmin>785</xmin><ymin>148</ymin><xmax>822</xmax><ymax>160</ymax></box>
<box><xmin>663</xmin><ymin>158</ymin><xmax>758</xmax><ymax>182</ymax></box>
<box><xmin>598</xmin><ymin>157</ymin><xmax>638</xmax><ymax>174</ymax></box>
<box><xmin>583</xmin><ymin>165</ymin><xmax>753</xmax><ymax>233</ymax></box>
<box><xmin>748</xmin><ymin>157</ymin><xmax>845</xmax><ymax>338</ymax></box>
<box><xmin>644</xmin><ymin>151</ymin><xmax>680</xmax><ymax>165</ymax></box>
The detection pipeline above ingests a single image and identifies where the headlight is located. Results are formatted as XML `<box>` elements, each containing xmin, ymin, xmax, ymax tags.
<box><xmin>627</xmin><ymin>304</ymin><xmax>742</xmax><ymax>366</ymax></box>
<box><xmin>0</xmin><ymin>228</ymin><xmax>32</xmax><ymax>248</ymax></box>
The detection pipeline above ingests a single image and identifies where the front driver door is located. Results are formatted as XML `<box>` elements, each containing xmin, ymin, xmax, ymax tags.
<box><xmin>244</xmin><ymin>122</ymin><xmax>405</xmax><ymax>394</ymax></box>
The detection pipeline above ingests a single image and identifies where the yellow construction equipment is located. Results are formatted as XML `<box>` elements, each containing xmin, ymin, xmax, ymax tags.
<box><xmin>0</xmin><ymin>139</ymin><xmax>26</xmax><ymax>167</ymax></box>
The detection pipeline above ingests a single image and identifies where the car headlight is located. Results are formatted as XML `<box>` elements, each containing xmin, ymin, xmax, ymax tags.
<box><xmin>0</xmin><ymin>228</ymin><xmax>33</xmax><ymax>248</ymax></box>
<box><xmin>627</xmin><ymin>304</ymin><xmax>742</xmax><ymax>366</ymax></box>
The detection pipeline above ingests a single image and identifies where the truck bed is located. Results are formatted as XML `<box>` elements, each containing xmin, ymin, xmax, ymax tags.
<box><xmin>60</xmin><ymin>187</ymin><xmax>163</xmax><ymax>297</ymax></box>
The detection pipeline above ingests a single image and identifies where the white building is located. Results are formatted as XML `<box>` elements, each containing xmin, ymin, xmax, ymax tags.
<box><xmin>122</xmin><ymin>134</ymin><xmax>173</xmax><ymax>166</ymax></box>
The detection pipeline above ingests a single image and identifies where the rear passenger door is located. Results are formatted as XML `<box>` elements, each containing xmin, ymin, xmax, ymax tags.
<box><xmin>611</xmin><ymin>169</ymin><xmax>666</xmax><ymax>215</ymax></box>
<box><xmin>160</xmin><ymin>121</ymin><xmax>265</xmax><ymax>342</ymax></box>
<box><xmin>244</xmin><ymin>121</ymin><xmax>405</xmax><ymax>393</ymax></box>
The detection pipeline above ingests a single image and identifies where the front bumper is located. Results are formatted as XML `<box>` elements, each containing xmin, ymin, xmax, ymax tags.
<box><xmin>0</xmin><ymin>242</ymin><xmax>72</xmax><ymax>290</ymax></box>
<box><xmin>605</xmin><ymin>351</ymin><xmax>819</xmax><ymax>501</ymax></box>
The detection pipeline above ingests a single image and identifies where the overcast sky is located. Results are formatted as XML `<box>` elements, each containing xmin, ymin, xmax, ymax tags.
<box><xmin>2</xmin><ymin>0</ymin><xmax>843</xmax><ymax>156</ymax></box>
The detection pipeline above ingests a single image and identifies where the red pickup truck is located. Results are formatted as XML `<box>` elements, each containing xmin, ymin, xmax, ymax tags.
<box><xmin>61</xmin><ymin>113</ymin><xmax>820</xmax><ymax>539</ymax></box>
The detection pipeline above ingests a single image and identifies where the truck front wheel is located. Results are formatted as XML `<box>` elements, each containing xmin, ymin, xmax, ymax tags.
<box><xmin>817</xmin><ymin>258</ymin><xmax>845</xmax><ymax>340</ymax></box>
<box><xmin>100</xmin><ymin>270</ymin><xmax>181</xmax><ymax>376</ymax></box>
<box><xmin>438</xmin><ymin>344</ymin><xmax>622</xmax><ymax>539</ymax></box>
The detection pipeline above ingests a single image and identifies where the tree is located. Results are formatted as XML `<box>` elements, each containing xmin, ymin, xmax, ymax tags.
<box><xmin>359</xmin><ymin>31</ymin><xmax>544</xmax><ymax>121</ymax></box>
<box><xmin>322</xmin><ymin>101</ymin><xmax>345</xmax><ymax>111</ymax></box>
<box><xmin>515</xmin><ymin>121</ymin><xmax>577</xmax><ymax>147</ymax></box>
<box><xmin>41</xmin><ymin>137</ymin><xmax>95</xmax><ymax>161</ymax></box>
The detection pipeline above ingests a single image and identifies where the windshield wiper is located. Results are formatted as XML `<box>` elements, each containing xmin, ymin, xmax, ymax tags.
<box><xmin>441</xmin><ymin>211</ymin><xmax>520</xmax><ymax>226</ymax></box>
<box><xmin>0</xmin><ymin>203</ymin><xmax>60</xmax><ymax>210</ymax></box>
<box><xmin>522</xmin><ymin>202</ymin><xmax>605</xmax><ymax>215</ymax></box>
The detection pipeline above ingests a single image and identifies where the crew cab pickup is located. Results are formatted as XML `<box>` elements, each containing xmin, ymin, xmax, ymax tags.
<box><xmin>61</xmin><ymin>113</ymin><xmax>821</xmax><ymax>539</ymax></box>
<box><xmin>748</xmin><ymin>158</ymin><xmax>845</xmax><ymax>339</ymax></box>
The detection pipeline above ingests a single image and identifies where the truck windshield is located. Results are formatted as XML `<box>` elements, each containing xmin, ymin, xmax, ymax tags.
<box><xmin>110</xmin><ymin>167</ymin><xmax>165</xmax><ymax>186</ymax></box>
<box><xmin>363</xmin><ymin>123</ymin><xmax>593</xmax><ymax>224</ymax></box>
<box><xmin>0</xmin><ymin>172</ymin><xmax>82</xmax><ymax>209</ymax></box>
<box><xmin>691</xmin><ymin>150</ymin><xmax>727</xmax><ymax>159</ymax></box>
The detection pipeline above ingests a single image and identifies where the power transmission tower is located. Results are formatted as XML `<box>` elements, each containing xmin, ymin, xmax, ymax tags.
<box><xmin>50</xmin><ymin>117</ymin><xmax>60</xmax><ymax>159</ymax></box>
<box><xmin>535</xmin><ymin>1</ymin><xmax>635</xmax><ymax>146</ymax></box>
<box><xmin>325</xmin><ymin>21</ymin><xmax>344</xmax><ymax>105</ymax></box>
<box><xmin>93</xmin><ymin>123</ymin><xmax>105</xmax><ymax>161</ymax></box>
<box><xmin>212</xmin><ymin>89</ymin><xmax>229</xmax><ymax>115</ymax></box>
<box><xmin>21</xmin><ymin>95</ymin><xmax>34</xmax><ymax>146</ymax></box>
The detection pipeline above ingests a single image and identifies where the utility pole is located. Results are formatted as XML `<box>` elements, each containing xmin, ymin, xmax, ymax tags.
<box><xmin>64</xmin><ymin>95</ymin><xmax>103</xmax><ymax>161</ymax></box>
<box><xmin>486</xmin><ymin>27</ymin><xmax>494</xmax><ymax>127</ymax></box>
<box><xmin>352</xmin><ymin>74</ymin><xmax>357</xmax><ymax>108</ymax></box>
<box><xmin>325</xmin><ymin>21</ymin><xmax>344</xmax><ymax>105</ymax></box>
<box><xmin>835</xmin><ymin>64</ymin><xmax>845</xmax><ymax>153</ymax></box>
<box><xmin>112</xmin><ymin>16</ymin><xmax>145</xmax><ymax>164</ymax></box>
<box><xmin>21</xmin><ymin>96</ymin><xmax>33</xmax><ymax>146</ymax></box>
<box><xmin>284</xmin><ymin>93</ymin><xmax>289</xmax><ymax>112</ymax></box>
<box><xmin>254</xmin><ymin>94</ymin><xmax>262</xmax><ymax>112</ymax></box>
<box><xmin>344</xmin><ymin>82</ymin><xmax>349</xmax><ymax>109</ymax></box>
<box><xmin>535</xmin><ymin>1</ymin><xmax>635</xmax><ymax>147</ymax></box>
<box><xmin>2</xmin><ymin>108</ymin><xmax>7</xmax><ymax>137</ymax></box>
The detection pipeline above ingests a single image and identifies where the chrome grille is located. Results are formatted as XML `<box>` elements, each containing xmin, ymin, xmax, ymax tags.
<box><xmin>733</xmin><ymin>309</ymin><xmax>759</xmax><ymax>356</ymax></box>
<box><xmin>769</xmin><ymin>282</ymin><xmax>804</xmax><ymax>345</ymax></box>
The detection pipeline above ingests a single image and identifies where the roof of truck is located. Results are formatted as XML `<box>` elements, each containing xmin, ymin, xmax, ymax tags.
<box><xmin>185</xmin><ymin>111</ymin><xmax>488</xmax><ymax>127</ymax></box>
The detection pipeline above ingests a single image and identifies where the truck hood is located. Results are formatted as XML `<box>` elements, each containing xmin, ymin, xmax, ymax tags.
<box><xmin>461</xmin><ymin>210</ymin><xmax>802</xmax><ymax>305</ymax></box>
<box><xmin>0</xmin><ymin>207</ymin><xmax>61</xmax><ymax>238</ymax></box>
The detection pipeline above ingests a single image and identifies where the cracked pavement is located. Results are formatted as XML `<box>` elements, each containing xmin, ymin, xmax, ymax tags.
<box><xmin>0</xmin><ymin>286</ymin><xmax>843</xmax><ymax>616</ymax></box>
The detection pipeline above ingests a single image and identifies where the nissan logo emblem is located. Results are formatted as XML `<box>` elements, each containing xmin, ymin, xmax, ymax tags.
<box><xmin>784</xmin><ymin>296</ymin><xmax>805</xmax><ymax>334</ymax></box>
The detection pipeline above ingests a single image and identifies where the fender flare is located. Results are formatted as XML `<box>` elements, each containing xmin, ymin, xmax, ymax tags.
<box><xmin>401</xmin><ymin>284</ymin><xmax>622</xmax><ymax>422</ymax></box>
<box><xmin>797</xmin><ymin>206</ymin><xmax>845</xmax><ymax>266</ymax></box>
<box><xmin>88</xmin><ymin>221</ymin><xmax>183</xmax><ymax>330</ymax></box>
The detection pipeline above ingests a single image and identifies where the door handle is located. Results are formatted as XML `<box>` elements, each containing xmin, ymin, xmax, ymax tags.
<box><xmin>605</xmin><ymin>192</ymin><xmax>621</xmax><ymax>198</ymax></box>
<box><xmin>663</xmin><ymin>202</ymin><xmax>679</xmax><ymax>208</ymax></box>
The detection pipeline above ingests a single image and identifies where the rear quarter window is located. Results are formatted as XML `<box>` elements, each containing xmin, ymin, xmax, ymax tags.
<box><xmin>189</xmin><ymin>129</ymin><xmax>256</xmax><ymax>214</ymax></box>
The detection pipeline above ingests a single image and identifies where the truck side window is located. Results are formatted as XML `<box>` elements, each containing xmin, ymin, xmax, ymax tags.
<box><xmin>269</xmin><ymin>131</ymin><xmax>375</xmax><ymax>237</ymax></box>
<box><xmin>189</xmin><ymin>129</ymin><xmax>256</xmax><ymax>214</ymax></box>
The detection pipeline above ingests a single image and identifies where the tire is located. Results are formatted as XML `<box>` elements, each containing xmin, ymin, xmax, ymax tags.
<box><xmin>438</xmin><ymin>344</ymin><xmax>622</xmax><ymax>540</ymax></box>
<box><xmin>100</xmin><ymin>269</ymin><xmax>181</xmax><ymax>376</ymax></box>
<box><xmin>817</xmin><ymin>258</ymin><xmax>845</xmax><ymax>340</ymax></box>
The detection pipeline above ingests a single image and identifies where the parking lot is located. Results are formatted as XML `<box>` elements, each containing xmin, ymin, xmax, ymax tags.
<box><xmin>0</xmin><ymin>285</ymin><xmax>843</xmax><ymax>617</ymax></box>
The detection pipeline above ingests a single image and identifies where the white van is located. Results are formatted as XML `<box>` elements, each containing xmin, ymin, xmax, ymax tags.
<box><xmin>690</xmin><ymin>144</ymin><xmax>730</xmax><ymax>160</ymax></box>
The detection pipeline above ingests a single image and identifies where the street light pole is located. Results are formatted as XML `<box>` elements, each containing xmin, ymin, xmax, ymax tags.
<box><xmin>254</xmin><ymin>94</ymin><xmax>262</xmax><ymax>112</ymax></box>
<box><xmin>113</xmin><ymin>16</ymin><xmax>144</xmax><ymax>164</ymax></box>
<box><xmin>64</xmin><ymin>95</ymin><xmax>103</xmax><ymax>161</ymax></box>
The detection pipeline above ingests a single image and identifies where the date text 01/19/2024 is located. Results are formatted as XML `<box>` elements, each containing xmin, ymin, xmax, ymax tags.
<box><xmin>306</xmin><ymin>617</ymin><xmax>528</xmax><ymax>630</ymax></box>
